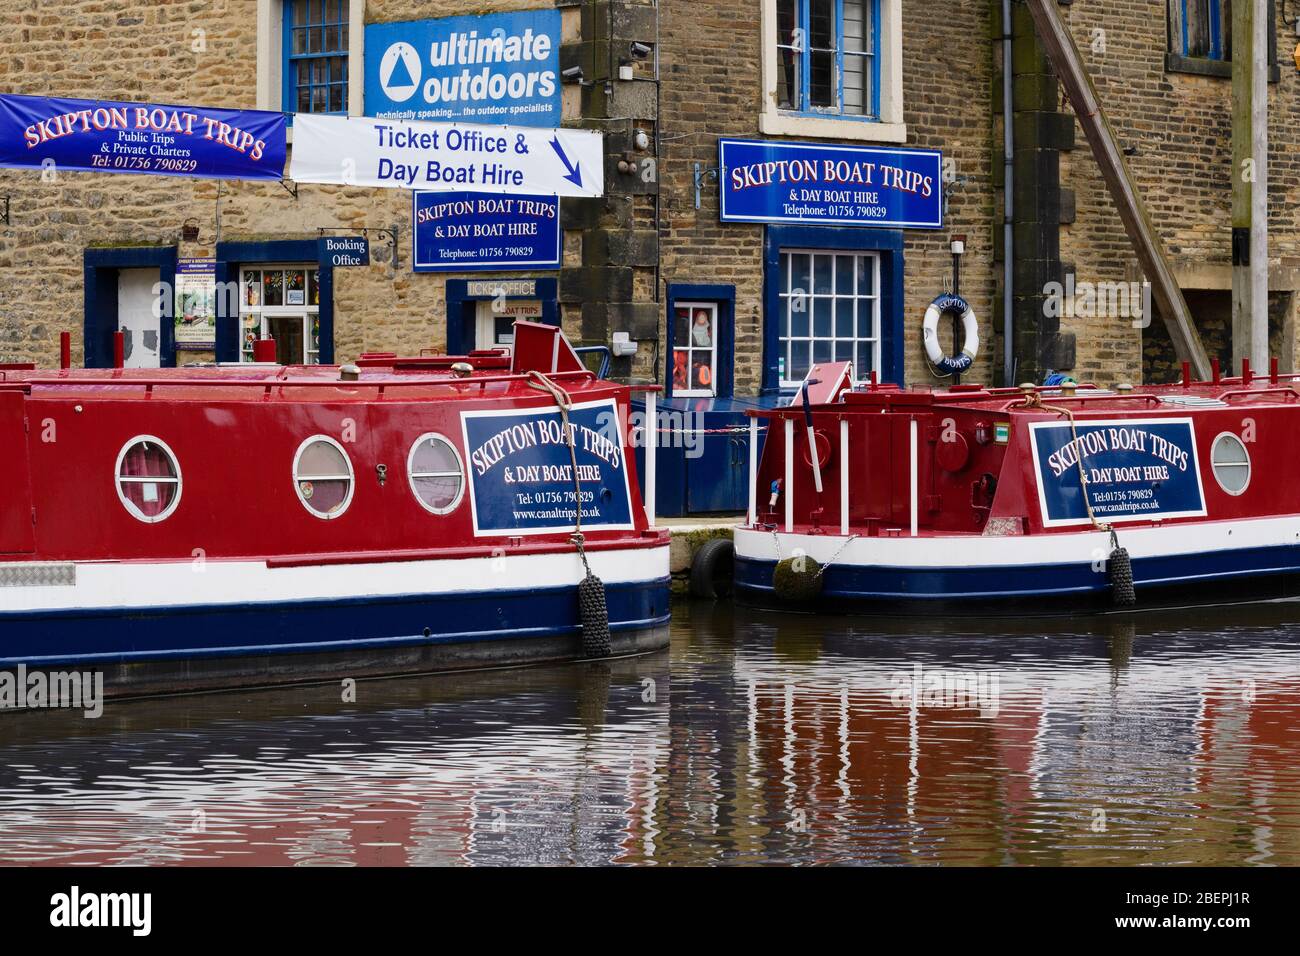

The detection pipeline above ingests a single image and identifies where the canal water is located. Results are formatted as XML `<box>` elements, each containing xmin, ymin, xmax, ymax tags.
<box><xmin>2</xmin><ymin>600</ymin><xmax>1299</xmax><ymax>866</ymax></box>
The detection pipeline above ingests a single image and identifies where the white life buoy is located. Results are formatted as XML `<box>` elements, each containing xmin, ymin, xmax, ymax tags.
<box><xmin>922</xmin><ymin>293</ymin><xmax>979</xmax><ymax>375</ymax></box>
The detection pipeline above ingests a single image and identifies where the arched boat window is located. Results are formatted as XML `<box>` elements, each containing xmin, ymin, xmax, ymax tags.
<box><xmin>293</xmin><ymin>436</ymin><xmax>355</xmax><ymax>519</ymax></box>
<box><xmin>1211</xmin><ymin>432</ymin><xmax>1250</xmax><ymax>496</ymax></box>
<box><xmin>116</xmin><ymin>436</ymin><xmax>182</xmax><ymax>523</ymax></box>
<box><xmin>408</xmin><ymin>433</ymin><xmax>465</xmax><ymax>515</ymax></box>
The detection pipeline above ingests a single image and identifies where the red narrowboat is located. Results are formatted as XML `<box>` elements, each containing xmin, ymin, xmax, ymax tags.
<box><xmin>736</xmin><ymin>360</ymin><xmax>1300</xmax><ymax>611</ymax></box>
<box><xmin>0</xmin><ymin>322</ymin><xmax>669</xmax><ymax>697</ymax></box>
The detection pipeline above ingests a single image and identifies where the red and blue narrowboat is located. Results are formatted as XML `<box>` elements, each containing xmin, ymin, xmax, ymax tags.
<box><xmin>735</xmin><ymin>360</ymin><xmax>1300</xmax><ymax>612</ymax></box>
<box><xmin>0</xmin><ymin>322</ymin><xmax>669</xmax><ymax>697</ymax></box>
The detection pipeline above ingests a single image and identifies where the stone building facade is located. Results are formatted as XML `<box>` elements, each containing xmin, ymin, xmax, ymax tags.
<box><xmin>2</xmin><ymin>0</ymin><xmax>1299</xmax><ymax>396</ymax></box>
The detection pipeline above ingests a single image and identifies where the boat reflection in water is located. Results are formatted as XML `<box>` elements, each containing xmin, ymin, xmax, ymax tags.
<box><xmin>1</xmin><ymin>601</ymin><xmax>1299</xmax><ymax>865</ymax></box>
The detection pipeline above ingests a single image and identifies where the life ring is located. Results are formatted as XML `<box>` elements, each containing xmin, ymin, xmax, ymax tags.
<box><xmin>922</xmin><ymin>293</ymin><xmax>979</xmax><ymax>376</ymax></box>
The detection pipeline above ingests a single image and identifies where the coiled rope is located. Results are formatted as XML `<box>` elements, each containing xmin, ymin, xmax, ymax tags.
<box><xmin>1017</xmin><ymin>390</ymin><xmax>1135</xmax><ymax>606</ymax></box>
<box><xmin>527</xmin><ymin>370</ymin><xmax>613</xmax><ymax>655</ymax></box>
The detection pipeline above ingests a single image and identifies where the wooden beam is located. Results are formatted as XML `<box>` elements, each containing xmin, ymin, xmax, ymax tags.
<box><xmin>1024</xmin><ymin>0</ymin><xmax>1211</xmax><ymax>379</ymax></box>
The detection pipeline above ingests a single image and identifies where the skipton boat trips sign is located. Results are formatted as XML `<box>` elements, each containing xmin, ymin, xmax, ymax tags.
<box><xmin>290</xmin><ymin>114</ymin><xmax>602</xmax><ymax>197</ymax></box>
<box><xmin>1028</xmin><ymin>418</ymin><xmax>1207</xmax><ymax>528</ymax></box>
<box><xmin>413</xmin><ymin>191</ymin><xmax>560</xmax><ymax>271</ymax></box>
<box><xmin>365</xmin><ymin>10</ymin><xmax>561</xmax><ymax>127</ymax></box>
<box><xmin>718</xmin><ymin>138</ymin><xmax>943</xmax><ymax>228</ymax></box>
<box><xmin>0</xmin><ymin>94</ymin><xmax>286</xmax><ymax>179</ymax></box>
<box><xmin>460</xmin><ymin>399</ymin><xmax>635</xmax><ymax>536</ymax></box>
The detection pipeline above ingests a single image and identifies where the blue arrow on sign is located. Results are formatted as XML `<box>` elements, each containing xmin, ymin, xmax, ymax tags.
<box><xmin>549</xmin><ymin>136</ymin><xmax>583</xmax><ymax>188</ymax></box>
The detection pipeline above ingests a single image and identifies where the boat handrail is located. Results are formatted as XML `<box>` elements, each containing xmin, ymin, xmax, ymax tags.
<box><xmin>1218</xmin><ymin>386</ymin><xmax>1300</xmax><ymax>404</ymax></box>
<box><xmin>16</xmin><ymin>368</ymin><xmax>601</xmax><ymax>399</ymax></box>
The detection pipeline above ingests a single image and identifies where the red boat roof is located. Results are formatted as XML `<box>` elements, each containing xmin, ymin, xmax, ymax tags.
<box><xmin>0</xmin><ymin>364</ymin><xmax>616</xmax><ymax>404</ymax></box>
<box><xmin>0</xmin><ymin>322</ymin><xmax>619</xmax><ymax>404</ymax></box>
<box><xmin>826</xmin><ymin>378</ymin><xmax>1300</xmax><ymax>416</ymax></box>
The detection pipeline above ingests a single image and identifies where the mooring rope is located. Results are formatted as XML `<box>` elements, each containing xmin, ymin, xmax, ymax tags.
<box><xmin>527</xmin><ymin>370</ymin><xmax>613</xmax><ymax>654</ymax></box>
<box><xmin>1017</xmin><ymin>390</ymin><xmax>1135</xmax><ymax>606</ymax></box>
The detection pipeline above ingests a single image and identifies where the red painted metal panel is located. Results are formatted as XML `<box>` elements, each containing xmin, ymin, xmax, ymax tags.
<box><xmin>0</xmin><ymin>391</ymin><xmax>35</xmax><ymax>554</ymax></box>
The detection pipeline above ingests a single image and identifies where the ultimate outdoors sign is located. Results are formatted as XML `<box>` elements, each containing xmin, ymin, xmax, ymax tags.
<box><xmin>365</xmin><ymin>10</ymin><xmax>561</xmax><ymax>127</ymax></box>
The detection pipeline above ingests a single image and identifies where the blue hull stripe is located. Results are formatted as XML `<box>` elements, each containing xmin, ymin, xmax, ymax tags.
<box><xmin>0</xmin><ymin>577</ymin><xmax>671</xmax><ymax>667</ymax></box>
<box><xmin>736</xmin><ymin>542</ymin><xmax>1300</xmax><ymax>602</ymax></box>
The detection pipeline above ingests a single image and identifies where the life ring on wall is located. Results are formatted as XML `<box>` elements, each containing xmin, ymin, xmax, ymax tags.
<box><xmin>922</xmin><ymin>293</ymin><xmax>979</xmax><ymax>376</ymax></box>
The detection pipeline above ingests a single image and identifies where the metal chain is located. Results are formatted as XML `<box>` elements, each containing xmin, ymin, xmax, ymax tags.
<box><xmin>814</xmin><ymin>534</ymin><xmax>860</xmax><ymax>580</ymax></box>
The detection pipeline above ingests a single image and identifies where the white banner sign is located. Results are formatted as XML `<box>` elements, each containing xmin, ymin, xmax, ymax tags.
<box><xmin>289</xmin><ymin>113</ymin><xmax>603</xmax><ymax>197</ymax></box>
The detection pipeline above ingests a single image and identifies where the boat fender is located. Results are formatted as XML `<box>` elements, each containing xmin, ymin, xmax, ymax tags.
<box><xmin>1108</xmin><ymin>534</ymin><xmax>1136</xmax><ymax>607</ymax></box>
<box><xmin>773</xmin><ymin>554</ymin><xmax>824</xmax><ymax>602</ymax></box>
<box><xmin>689</xmin><ymin>537</ymin><xmax>735</xmax><ymax>599</ymax></box>
<box><xmin>922</xmin><ymin>293</ymin><xmax>979</xmax><ymax>376</ymax></box>
<box><xmin>578</xmin><ymin>571</ymin><xmax>612</xmax><ymax>657</ymax></box>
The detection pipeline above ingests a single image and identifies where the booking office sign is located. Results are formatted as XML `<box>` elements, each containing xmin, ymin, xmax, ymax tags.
<box><xmin>365</xmin><ymin>10</ymin><xmax>561</xmax><ymax>126</ymax></box>
<box><xmin>461</xmin><ymin>399</ymin><xmax>635</xmax><ymax>536</ymax></box>
<box><xmin>1028</xmin><ymin>418</ymin><xmax>1207</xmax><ymax>527</ymax></box>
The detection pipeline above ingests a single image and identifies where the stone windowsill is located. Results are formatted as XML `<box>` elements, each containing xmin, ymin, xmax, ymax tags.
<box><xmin>1165</xmin><ymin>52</ymin><xmax>1280</xmax><ymax>83</ymax></box>
<box><xmin>759</xmin><ymin>109</ymin><xmax>908</xmax><ymax>145</ymax></box>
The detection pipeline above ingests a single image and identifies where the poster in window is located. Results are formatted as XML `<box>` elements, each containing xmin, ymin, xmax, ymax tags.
<box><xmin>174</xmin><ymin>258</ymin><xmax>217</xmax><ymax>349</ymax></box>
<box><xmin>673</xmin><ymin>305</ymin><xmax>716</xmax><ymax>395</ymax></box>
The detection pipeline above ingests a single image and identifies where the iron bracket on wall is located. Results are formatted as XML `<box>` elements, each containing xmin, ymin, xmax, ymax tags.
<box><xmin>278</xmin><ymin>179</ymin><xmax>298</xmax><ymax>200</ymax></box>
<box><xmin>694</xmin><ymin>163</ymin><xmax>720</xmax><ymax>209</ymax></box>
<box><xmin>1</xmin><ymin>195</ymin><xmax>9</xmax><ymax>226</ymax></box>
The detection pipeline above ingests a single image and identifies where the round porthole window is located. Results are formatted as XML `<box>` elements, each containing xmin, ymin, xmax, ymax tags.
<box><xmin>115</xmin><ymin>436</ymin><xmax>182</xmax><ymax>523</ymax></box>
<box><xmin>1211</xmin><ymin>432</ymin><xmax>1250</xmax><ymax>495</ymax></box>
<box><xmin>294</xmin><ymin>436</ymin><xmax>355</xmax><ymax>519</ymax></box>
<box><xmin>408</xmin><ymin>433</ymin><xmax>465</xmax><ymax>515</ymax></box>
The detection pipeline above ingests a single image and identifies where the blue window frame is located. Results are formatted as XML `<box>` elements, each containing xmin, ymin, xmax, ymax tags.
<box><xmin>283</xmin><ymin>0</ymin><xmax>349</xmax><ymax>115</ymax></box>
<box><xmin>776</xmin><ymin>0</ymin><xmax>880</xmax><ymax>120</ymax></box>
<box><xmin>761</xmin><ymin>225</ymin><xmax>903</xmax><ymax>394</ymax></box>
<box><xmin>1171</xmin><ymin>0</ymin><xmax>1229</xmax><ymax>61</ymax></box>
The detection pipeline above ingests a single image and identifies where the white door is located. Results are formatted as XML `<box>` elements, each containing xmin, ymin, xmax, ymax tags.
<box><xmin>117</xmin><ymin>268</ymin><xmax>161</xmax><ymax>368</ymax></box>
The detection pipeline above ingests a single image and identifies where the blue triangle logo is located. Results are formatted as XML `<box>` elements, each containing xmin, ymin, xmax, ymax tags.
<box><xmin>386</xmin><ymin>54</ymin><xmax>414</xmax><ymax>90</ymax></box>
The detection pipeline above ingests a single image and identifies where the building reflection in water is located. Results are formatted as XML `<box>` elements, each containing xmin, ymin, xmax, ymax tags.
<box><xmin>1</xmin><ymin>602</ymin><xmax>1298</xmax><ymax>865</ymax></box>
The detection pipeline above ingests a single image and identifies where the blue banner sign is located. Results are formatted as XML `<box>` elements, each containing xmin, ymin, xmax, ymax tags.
<box><xmin>461</xmin><ymin>399</ymin><xmax>635</xmax><ymax>536</ymax></box>
<box><xmin>365</xmin><ymin>11</ymin><xmax>561</xmax><ymax>127</ymax></box>
<box><xmin>413</xmin><ymin>191</ymin><xmax>560</xmax><ymax>272</ymax></box>
<box><xmin>718</xmin><ymin>138</ymin><xmax>943</xmax><ymax>228</ymax></box>
<box><xmin>319</xmin><ymin>236</ymin><xmax>370</xmax><ymax>267</ymax></box>
<box><xmin>0</xmin><ymin>94</ymin><xmax>286</xmax><ymax>180</ymax></box>
<box><xmin>1029</xmin><ymin>418</ymin><xmax>1207</xmax><ymax>527</ymax></box>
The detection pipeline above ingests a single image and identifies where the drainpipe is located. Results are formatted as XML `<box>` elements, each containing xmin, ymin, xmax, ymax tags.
<box><xmin>1001</xmin><ymin>0</ymin><xmax>1015</xmax><ymax>386</ymax></box>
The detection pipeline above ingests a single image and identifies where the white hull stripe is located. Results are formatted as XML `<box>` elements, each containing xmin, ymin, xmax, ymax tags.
<box><xmin>0</xmin><ymin>546</ymin><xmax>670</xmax><ymax>614</ymax></box>
<box><xmin>734</xmin><ymin>517</ymin><xmax>1300</xmax><ymax>569</ymax></box>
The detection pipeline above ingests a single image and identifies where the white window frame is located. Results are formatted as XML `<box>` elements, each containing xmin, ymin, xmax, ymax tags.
<box><xmin>115</xmin><ymin>436</ymin><xmax>183</xmax><ymax>524</ymax></box>
<box><xmin>672</xmin><ymin>301</ymin><xmax>720</xmax><ymax>398</ymax></box>
<box><xmin>239</xmin><ymin>264</ymin><xmax>320</xmax><ymax>365</ymax></box>
<box><xmin>293</xmin><ymin>435</ymin><xmax>355</xmax><ymax>520</ymax></box>
<box><xmin>760</xmin><ymin>0</ymin><xmax>905</xmax><ymax>143</ymax></box>
<box><xmin>257</xmin><ymin>0</ymin><xmax>365</xmax><ymax>128</ymax></box>
<box><xmin>407</xmin><ymin>433</ymin><xmax>467</xmax><ymax>516</ymax></box>
<box><xmin>1210</xmin><ymin>431</ymin><xmax>1251</xmax><ymax>496</ymax></box>
<box><xmin>778</xmin><ymin>249</ymin><xmax>880</xmax><ymax>389</ymax></box>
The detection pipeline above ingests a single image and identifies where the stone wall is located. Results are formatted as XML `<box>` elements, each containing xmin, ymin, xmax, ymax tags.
<box><xmin>1058</xmin><ymin>0</ymin><xmax>1300</xmax><ymax>384</ymax></box>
